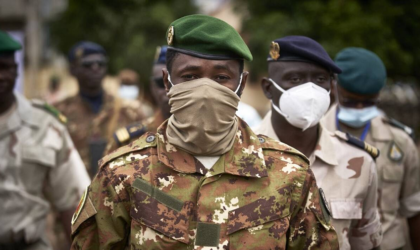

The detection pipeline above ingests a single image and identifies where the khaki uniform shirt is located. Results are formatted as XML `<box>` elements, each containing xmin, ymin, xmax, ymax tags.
<box><xmin>254</xmin><ymin>111</ymin><xmax>382</xmax><ymax>250</ymax></box>
<box><xmin>0</xmin><ymin>93</ymin><xmax>90</xmax><ymax>248</ymax></box>
<box><xmin>322</xmin><ymin>104</ymin><xmax>420</xmax><ymax>250</ymax></box>
<box><xmin>55</xmin><ymin>92</ymin><xmax>148</xmax><ymax>176</ymax></box>
<box><xmin>71</xmin><ymin>119</ymin><xmax>338</xmax><ymax>249</ymax></box>
<box><xmin>105</xmin><ymin>111</ymin><xmax>165</xmax><ymax>154</ymax></box>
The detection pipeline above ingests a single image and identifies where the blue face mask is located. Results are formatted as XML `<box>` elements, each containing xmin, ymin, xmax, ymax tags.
<box><xmin>337</xmin><ymin>105</ymin><xmax>380</xmax><ymax>128</ymax></box>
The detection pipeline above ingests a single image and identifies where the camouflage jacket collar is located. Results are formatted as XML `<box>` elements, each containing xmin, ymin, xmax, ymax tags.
<box><xmin>156</xmin><ymin>118</ymin><xmax>268</xmax><ymax>178</ymax></box>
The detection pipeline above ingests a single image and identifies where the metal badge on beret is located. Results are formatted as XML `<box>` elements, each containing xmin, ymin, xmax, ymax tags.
<box><xmin>75</xmin><ymin>47</ymin><xmax>84</xmax><ymax>60</ymax></box>
<box><xmin>269</xmin><ymin>41</ymin><xmax>280</xmax><ymax>60</ymax></box>
<box><xmin>167</xmin><ymin>26</ymin><xmax>174</xmax><ymax>45</ymax></box>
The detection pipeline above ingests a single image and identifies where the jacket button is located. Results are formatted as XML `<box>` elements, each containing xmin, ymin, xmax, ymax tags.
<box><xmin>146</xmin><ymin>135</ymin><xmax>155</xmax><ymax>143</ymax></box>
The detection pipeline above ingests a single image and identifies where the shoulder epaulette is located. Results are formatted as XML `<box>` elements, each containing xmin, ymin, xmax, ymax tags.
<box><xmin>113</xmin><ymin>122</ymin><xmax>147</xmax><ymax>146</ymax></box>
<box><xmin>383</xmin><ymin>118</ymin><xmax>415</xmax><ymax>139</ymax></box>
<box><xmin>334</xmin><ymin>131</ymin><xmax>380</xmax><ymax>159</ymax></box>
<box><xmin>31</xmin><ymin>99</ymin><xmax>67</xmax><ymax>124</ymax></box>
<box><xmin>257</xmin><ymin>134</ymin><xmax>309</xmax><ymax>164</ymax></box>
<box><xmin>99</xmin><ymin>132</ymin><xmax>157</xmax><ymax>169</ymax></box>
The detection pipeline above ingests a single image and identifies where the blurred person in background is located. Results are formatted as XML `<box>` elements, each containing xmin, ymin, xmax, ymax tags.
<box><xmin>44</xmin><ymin>75</ymin><xmax>65</xmax><ymax>104</ymax></box>
<box><xmin>106</xmin><ymin>46</ymin><xmax>171</xmax><ymax>153</ymax></box>
<box><xmin>71</xmin><ymin>15</ymin><xmax>338</xmax><ymax>249</ymax></box>
<box><xmin>0</xmin><ymin>30</ymin><xmax>90</xmax><ymax>250</ymax></box>
<box><xmin>54</xmin><ymin>41</ymin><xmax>150</xmax><ymax>178</ymax></box>
<box><xmin>254</xmin><ymin>36</ymin><xmax>382</xmax><ymax>250</ymax></box>
<box><xmin>322</xmin><ymin>47</ymin><xmax>420</xmax><ymax>250</ymax></box>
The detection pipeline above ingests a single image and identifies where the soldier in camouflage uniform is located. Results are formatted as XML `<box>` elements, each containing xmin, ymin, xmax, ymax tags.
<box><xmin>322</xmin><ymin>48</ymin><xmax>420</xmax><ymax>250</ymax></box>
<box><xmin>255</xmin><ymin>36</ymin><xmax>382</xmax><ymax>249</ymax></box>
<box><xmin>106</xmin><ymin>46</ymin><xmax>171</xmax><ymax>154</ymax></box>
<box><xmin>71</xmin><ymin>15</ymin><xmax>338</xmax><ymax>249</ymax></box>
<box><xmin>0</xmin><ymin>31</ymin><xmax>90</xmax><ymax>250</ymax></box>
<box><xmin>55</xmin><ymin>41</ymin><xmax>149</xmax><ymax>177</ymax></box>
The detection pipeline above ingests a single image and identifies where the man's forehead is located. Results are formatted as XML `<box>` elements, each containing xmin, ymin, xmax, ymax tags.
<box><xmin>268</xmin><ymin>61</ymin><xmax>330</xmax><ymax>74</ymax></box>
<box><xmin>338</xmin><ymin>85</ymin><xmax>378</xmax><ymax>99</ymax></box>
<box><xmin>80</xmin><ymin>53</ymin><xmax>106</xmax><ymax>62</ymax></box>
<box><xmin>0</xmin><ymin>55</ymin><xmax>16</xmax><ymax>64</ymax></box>
<box><xmin>173</xmin><ymin>53</ymin><xmax>239</xmax><ymax>70</ymax></box>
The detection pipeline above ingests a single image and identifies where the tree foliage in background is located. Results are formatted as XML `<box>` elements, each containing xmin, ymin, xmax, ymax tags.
<box><xmin>234</xmin><ymin>0</ymin><xmax>420</xmax><ymax>83</ymax></box>
<box><xmin>50</xmin><ymin>0</ymin><xmax>197</xmax><ymax>90</ymax></box>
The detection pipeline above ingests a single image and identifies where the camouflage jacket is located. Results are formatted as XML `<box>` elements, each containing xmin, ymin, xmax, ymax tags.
<box><xmin>55</xmin><ymin>92</ymin><xmax>148</xmax><ymax>176</ymax></box>
<box><xmin>71</xmin><ymin>119</ymin><xmax>338</xmax><ymax>249</ymax></box>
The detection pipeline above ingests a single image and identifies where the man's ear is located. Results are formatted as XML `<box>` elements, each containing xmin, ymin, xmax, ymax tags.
<box><xmin>237</xmin><ymin>71</ymin><xmax>248</xmax><ymax>97</ymax></box>
<box><xmin>261</xmin><ymin>77</ymin><xmax>273</xmax><ymax>100</ymax></box>
<box><xmin>162</xmin><ymin>68</ymin><xmax>171</xmax><ymax>93</ymax></box>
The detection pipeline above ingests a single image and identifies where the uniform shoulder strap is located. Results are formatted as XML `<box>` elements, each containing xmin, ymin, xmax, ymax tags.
<box><xmin>113</xmin><ymin>122</ymin><xmax>148</xmax><ymax>147</ymax></box>
<box><xmin>257</xmin><ymin>134</ymin><xmax>309</xmax><ymax>165</ymax></box>
<box><xmin>99</xmin><ymin>132</ymin><xmax>157</xmax><ymax>169</ymax></box>
<box><xmin>334</xmin><ymin>131</ymin><xmax>380</xmax><ymax>159</ymax></box>
<box><xmin>382</xmin><ymin>117</ymin><xmax>415</xmax><ymax>139</ymax></box>
<box><xmin>31</xmin><ymin>99</ymin><xmax>67</xmax><ymax>124</ymax></box>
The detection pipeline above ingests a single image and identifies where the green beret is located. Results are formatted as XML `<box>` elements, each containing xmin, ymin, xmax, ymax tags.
<box><xmin>0</xmin><ymin>30</ymin><xmax>22</xmax><ymax>53</ymax></box>
<box><xmin>166</xmin><ymin>14</ymin><xmax>252</xmax><ymax>61</ymax></box>
<box><xmin>335</xmin><ymin>47</ymin><xmax>386</xmax><ymax>95</ymax></box>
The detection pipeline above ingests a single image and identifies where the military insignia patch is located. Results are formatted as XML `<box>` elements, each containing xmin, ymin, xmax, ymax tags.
<box><xmin>167</xmin><ymin>26</ymin><xmax>174</xmax><ymax>45</ymax></box>
<box><xmin>388</xmin><ymin>142</ymin><xmax>403</xmax><ymax>162</ymax></box>
<box><xmin>269</xmin><ymin>41</ymin><xmax>280</xmax><ymax>60</ymax></box>
<box><xmin>319</xmin><ymin>188</ymin><xmax>331</xmax><ymax>222</ymax></box>
<box><xmin>75</xmin><ymin>47</ymin><xmax>84</xmax><ymax>60</ymax></box>
<box><xmin>71</xmin><ymin>186</ymin><xmax>88</xmax><ymax>225</ymax></box>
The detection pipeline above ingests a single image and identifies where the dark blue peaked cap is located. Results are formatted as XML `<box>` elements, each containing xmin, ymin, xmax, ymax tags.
<box><xmin>154</xmin><ymin>46</ymin><xmax>168</xmax><ymax>64</ymax></box>
<box><xmin>267</xmin><ymin>36</ymin><xmax>341</xmax><ymax>74</ymax></box>
<box><xmin>68</xmin><ymin>41</ymin><xmax>106</xmax><ymax>62</ymax></box>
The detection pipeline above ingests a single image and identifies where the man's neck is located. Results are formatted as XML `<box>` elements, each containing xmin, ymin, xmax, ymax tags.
<box><xmin>271</xmin><ymin>110</ymin><xmax>319</xmax><ymax>157</ymax></box>
<box><xmin>0</xmin><ymin>94</ymin><xmax>16</xmax><ymax>116</ymax></box>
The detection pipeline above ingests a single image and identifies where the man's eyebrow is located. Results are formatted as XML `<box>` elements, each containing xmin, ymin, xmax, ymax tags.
<box><xmin>178</xmin><ymin>64</ymin><xmax>201</xmax><ymax>73</ymax></box>
<box><xmin>213</xmin><ymin>64</ymin><xmax>234</xmax><ymax>73</ymax></box>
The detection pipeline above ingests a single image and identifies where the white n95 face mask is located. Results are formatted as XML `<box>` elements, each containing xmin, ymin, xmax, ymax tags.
<box><xmin>269</xmin><ymin>79</ymin><xmax>331</xmax><ymax>131</ymax></box>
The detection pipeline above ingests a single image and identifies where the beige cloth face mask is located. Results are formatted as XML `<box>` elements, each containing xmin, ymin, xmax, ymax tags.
<box><xmin>166</xmin><ymin>77</ymin><xmax>240</xmax><ymax>156</ymax></box>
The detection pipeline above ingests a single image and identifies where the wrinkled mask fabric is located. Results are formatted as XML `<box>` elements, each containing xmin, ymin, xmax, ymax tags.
<box><xmin>166</xmin><ymin>78</ymin><xmax>240</xmax><ymax>156</ymax></box>
<box><xmin>337</xmin><ymin>105</ymin><xmax>380</xmax><ymax>128</ymax></box>
<box><xmin>269</xmin><ymin>79</ymin><xmax>331</xmax><ymax>131</ymax></box>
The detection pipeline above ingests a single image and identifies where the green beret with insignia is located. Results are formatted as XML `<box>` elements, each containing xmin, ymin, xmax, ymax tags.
<box><xmin>166</xmin><ymin>14</ymin><xmax>253</xmax><ymax>61</ymax></box>
<box><xmin>0</xmin><ymin>30</ymin><xmax>22</xmax><ymax>53</ymax></box>
<box><xmin>335</xmin><ymin>47</ymin><xmax>386</xmax><ymax>95</ymax></box>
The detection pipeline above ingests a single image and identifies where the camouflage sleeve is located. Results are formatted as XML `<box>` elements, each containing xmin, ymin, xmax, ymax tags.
<box><xmin>71</xmin><ymin>166</ymin><xmax>131</xmax><ymax>249</ymax></box>
<box><xmin>46</xmin><ymin>124</ymin><xmax>90</xmax><ymax>211</ymax></box>
<box><xmin>288</xmin><ymin>169</ymin><xmax>339</xmax><ymax>249</ymax></box>
<box><xmin>400</xmin><ymin>138</ymin><xmax>420</xmax><ymax>218</ymax></box>
<box><xmin>349</xmin><ymin>158</ymin><xmax>382</xmax><ymax>248</ymax></box>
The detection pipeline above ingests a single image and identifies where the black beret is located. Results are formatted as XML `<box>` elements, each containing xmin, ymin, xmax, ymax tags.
<box><xmin>68</xmin><ymin>41</ymin><xmax>106</xmax><ymax>62</ymax></box>
<box><xmin>267</xmin><ymin>36</ymin><xmax>341</xmax><ymax>74</ymax></box>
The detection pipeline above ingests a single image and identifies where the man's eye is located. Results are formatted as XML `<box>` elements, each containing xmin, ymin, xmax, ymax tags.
<box><xmin>181</xmin><ymin>75</ymin><xmax>196</xmax><ymax>80</ymax></box>
<box><xmin>317</xmin><ymin>77</ymin><xmax>326</xmax><ymax>82</ymax></box>
<box><xmin>291</xmin><ymin>77</ymin><xmax>300</xmax><ymax>82</ymax></box>
<box><xmin>215</xmin><ymin>75</ymin><xmax>230</xmax><ymax>81</ymax></box>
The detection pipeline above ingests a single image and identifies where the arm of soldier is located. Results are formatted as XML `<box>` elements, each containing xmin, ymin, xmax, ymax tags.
<box><xmin>400</xmin><ymin>139</ymin><xmax>420</xmax><ymax>249</ymax></box>
<box><xmin>71</xmin><ymin>166</ymin><xmax>131</xmax><ymax>249</ymax></box>
<box><xmin>287</xmin><ymin>168</ymin><xmax>339</xmax><ymax>250</ymax></box>
<box><xmin>45</xmin><ymin>126</ymin><xmax>91</xmax><ymax>238</ymax></box>
<box><xmin>349</xmin><ymin>158</ymin><xmax>382</xmax><ymax>249</ymax></box>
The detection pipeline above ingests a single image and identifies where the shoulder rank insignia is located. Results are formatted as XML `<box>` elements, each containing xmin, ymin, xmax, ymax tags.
<box><xmin>31</xmin><ymin>99</ymin><xmax>67</xmax><ymax>124</ymax></box>
<box><xmin>113</xmin><ymin>122</ymin><xmax>147</xmax><ymax>146</ymax></box>
<box><xmin>334</xmin><ymin>131</ymin><xmax>380</xmax><ymax>160</ymax></box>
<box><xmin>384</xmin><ymin>118</ymin><xmax>415</xmax><ymax>139</ymax></box>
<box><xmin>269</xmin><ymin>41</ymin><xmax>280</xmax><ymax>60</ymax></box>
<box><xmin>388</xmin><ymin>142</ymin><xmax>403</xmax><ymax>162</ymax></box>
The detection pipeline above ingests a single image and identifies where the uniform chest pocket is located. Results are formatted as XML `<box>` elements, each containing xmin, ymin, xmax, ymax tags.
<box><xmin>329</xmin><ymin>198</ymin><xmax>362</xmax><ymax>220</ymax></box>
<box><xmin>130</xmin><ymin>178</ymin><xmax>191</xmax><ymax>245</ymax></box>
<box><xmin>227</xmin><ymin>196</ymin><xmax>290</xmax><ymax>245</ymax></box>
<box><xmin>22</xmin><ymin>146</ymin><xmax>56</xmax><ymax>168</ymax></box>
